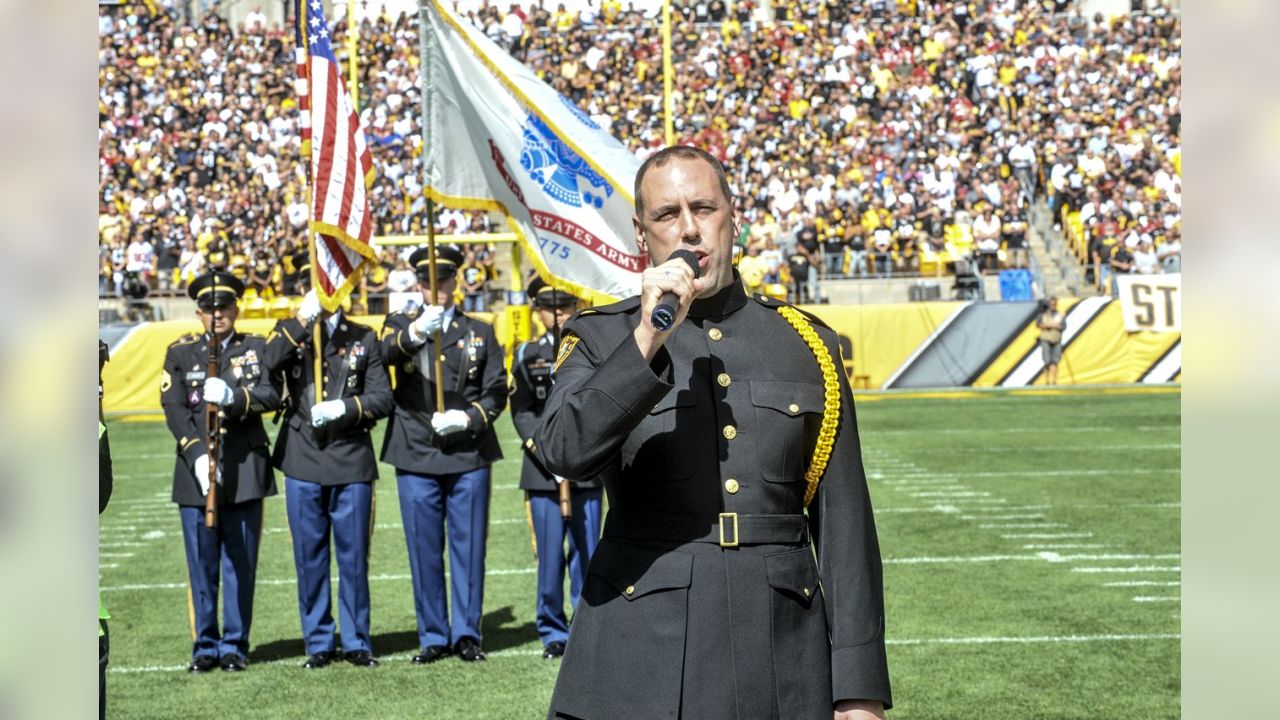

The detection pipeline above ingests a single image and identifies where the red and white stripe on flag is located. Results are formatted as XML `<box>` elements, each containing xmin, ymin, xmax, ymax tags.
<box><xmin>297</xmin><ymin>0</ymin><xmax>376</xmax><ymax>310</ymax></box>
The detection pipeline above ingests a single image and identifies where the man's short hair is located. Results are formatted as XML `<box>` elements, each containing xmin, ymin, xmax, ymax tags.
<box><xmin>633</xmin><ymin>145</ymin><xmax>733</xmax><ymax>219</ymax></box>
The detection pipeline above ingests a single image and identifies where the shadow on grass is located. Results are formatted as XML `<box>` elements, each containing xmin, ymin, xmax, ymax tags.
<box><xmin>250</xmin><ymin>629</ymin><xmax>422</xmax><ymax>663</ymax></box>
<box><xmin>249</xmin><ymin>606</ymin><xmax>536</xmax><ymax>663</ymax></box>
<box><xmin>481</xmin><ymin>605</ymin><xmax>537</xmax><ymax>653</ymax></box>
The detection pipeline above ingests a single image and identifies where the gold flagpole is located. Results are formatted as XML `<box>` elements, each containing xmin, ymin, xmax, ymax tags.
<box><xmin>300</xmin><ymin>0</ymin><xmax>323</xmax><ymax>406</ymax></box>
<box><xmin>420</xmin><ymin>1</ymin><xmax>446</xmax><ymax>410</ymax></box>
<box><xmin>662</xmin><ymin>0</ymin><xmax>674</xmax><ymax>145</ymax></box>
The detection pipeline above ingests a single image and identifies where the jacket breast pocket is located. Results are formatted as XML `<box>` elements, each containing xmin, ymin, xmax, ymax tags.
<box><xmin>623</xmin><ymin>389</ymin><xmax>699</xmax><ymax>481</ymax></box>
<box><xmin>749</xmin><ymin>380</ymin><xmax>825</xmax><ymax>483</ymax></box>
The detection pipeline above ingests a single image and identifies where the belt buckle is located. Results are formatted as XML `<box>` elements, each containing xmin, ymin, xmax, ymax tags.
<box><xmin>718</xmin><ymin>512</ymin><xmax>739</xmax><ymax>548</ymax></box>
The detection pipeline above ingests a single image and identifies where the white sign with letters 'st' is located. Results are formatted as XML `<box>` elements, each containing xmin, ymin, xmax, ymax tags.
<box><xmin>1116</xmin><ymin>274</ymin><xmax>1181</xmax><ymax>333</ymax></box>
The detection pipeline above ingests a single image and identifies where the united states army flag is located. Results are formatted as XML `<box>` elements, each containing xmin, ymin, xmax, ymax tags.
<box><xmin>418</xmin><ymin>0</ymin><xmax>644</xmax><ymax>304</ymax></box>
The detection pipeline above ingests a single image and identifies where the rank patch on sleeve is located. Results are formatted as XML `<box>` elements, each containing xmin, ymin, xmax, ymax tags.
<box><xmin>554</xmin><ymin>332</ymin><xmax>580</xmax><ymax>371</ymax></box>
<box><xmin>160</xmin><ymin>370</ymin><xmax>172</xmax><ymax>393</ymax></box>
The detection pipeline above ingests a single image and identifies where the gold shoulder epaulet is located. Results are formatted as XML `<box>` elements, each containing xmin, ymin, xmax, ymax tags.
<box><xmin>168</xmin><ymin>333</ymin><xmax>200</xmax><ymax>348</ymax></box>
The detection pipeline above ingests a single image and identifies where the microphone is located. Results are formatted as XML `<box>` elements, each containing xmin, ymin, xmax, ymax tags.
<box><xmin>650</xmin><ymin>249</ymin><xmax>701</xmax><ymax>332</ymax></box>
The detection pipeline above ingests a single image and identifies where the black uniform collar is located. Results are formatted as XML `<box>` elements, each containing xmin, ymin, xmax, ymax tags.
<box><xmin>687</xmin><ymin>273</ymin><xmax>748</xmax><ymax>320</ymax></box>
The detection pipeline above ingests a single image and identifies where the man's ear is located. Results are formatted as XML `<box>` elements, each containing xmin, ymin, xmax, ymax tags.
<box><xmin>633</xmin><ymin>216</ymin><xmax>648</xmax><ymax>255</ymax></box>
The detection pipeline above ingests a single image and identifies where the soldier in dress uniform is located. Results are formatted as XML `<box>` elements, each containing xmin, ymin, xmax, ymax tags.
<box><xmin>533</xmin><ymin>147</ymin><xmax>892</xmax><ymax>719</ymax></box>
<box><xmin>160</xmin><ymin>270</ymin><xmax>281</xmax><ymax>673</ymax></box>
<box><xmin>380</xmin><ymin>244</ymin><xmax>507</xmax><ymax>663</ymax></box>
<box><xmin>264</xmin><ymin>253</ymin><xmax>394</xmax><ymax>669</ymax></box>
<box><xmin>511</xmin><ymin>278</ymin><xmax>602</xmax><ymax>660</ymax></box>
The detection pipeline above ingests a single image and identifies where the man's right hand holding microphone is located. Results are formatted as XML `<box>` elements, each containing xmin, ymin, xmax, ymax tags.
<box><xmin>633</xmin><ymin>249</ymin><xmax>712</xmax><ymax>362</ymax></box>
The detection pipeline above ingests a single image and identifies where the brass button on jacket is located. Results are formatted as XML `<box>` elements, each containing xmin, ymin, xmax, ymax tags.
<box><xmin>724</xmin><ymin>479</ymin><xmax>740</xmax><ymax>494</ymax></box>
<box><xmin>722</xmin><ymin>425</ymin><xmax>737</xmax><ymax>440</ymax></box>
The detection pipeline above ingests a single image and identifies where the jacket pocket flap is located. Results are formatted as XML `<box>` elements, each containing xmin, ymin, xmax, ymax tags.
<box><xmin>648</xmin><ymin>389</ymin><xmax>697</xmax><ymax>415</ymax></box>
<box><xmin>765</xmin><ymin>547</ymin><xmax>820</xmax><ymax>604</ymax></box>
<box><xmin>750</xmin><ymin>381</ymin><xmax>824</xmax><ymax>416</ymax></box>
<box><xmin>589</xmin><ymin>540</ymin><xmax>693</xmax><ymax>600</ymax></box>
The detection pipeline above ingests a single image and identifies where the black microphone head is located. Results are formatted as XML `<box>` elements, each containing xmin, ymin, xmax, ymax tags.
<box><xmin>668</xmin><ymin>249</ymin><xmax>701</xmax><ymax>278</ymax></box>
<box><xmin>651</xmin><ymin>305</ymin><xmax>677</xmax><ymax>332</ymax></box>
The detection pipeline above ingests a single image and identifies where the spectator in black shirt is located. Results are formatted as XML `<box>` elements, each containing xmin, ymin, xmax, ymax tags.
<box><xmin>1002</xmin><ymin>203</ymin><xmax>1029</xmax><ymax>269</ymax></box>
<box><xmin>1108</xmin><ymin>243</ymin><xmax>1134</xmax><ymax>297</ymax></box>
<box><xmin>794</xmin><ymin>219</ymin><xmax>821</xmax><ymax>302</ymax></box>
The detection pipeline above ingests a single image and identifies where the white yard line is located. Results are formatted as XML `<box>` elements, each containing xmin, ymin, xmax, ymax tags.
<box><xmin>1022</xmin><ymin>544</ymin><xmax>1111</xmax><ymax>550</ymax></box>
<box><xmin>1001</xmin><ymin>532</ymin><xmax>1094</xmax><ymax>539</ymax></box>
<box><xmin>909</xmin><ymin>491</ymin><xmax>991</xmax><ymax>498</ymax></box>
<box><xmin>102</xmin><ymin>567</ymin><xmax>539</xmax><ymax>592</ymax></box>
<box><xmin>1104</xmin><ymin>581</ymin><xmax>1181</xmax><ymax>587</ymax></box>
<box><xmin>876</xmin><ymin>468</ymin><xmax>1179</xmax><ymax>479</ymax></box>
<box><xmin>1072</xmin><ymin>566</ymin><xmax>1181</xmax><ymax>574</ymax></box>
<box><xmin>1133</xmin><ymin>596</ymin><xmax>1180</xmax><ymax>603</ymax></box>
<box><xmin>863</xmin><ymin>426</ymin><xmax>1177</xmax><ymax>435</ymax></box>
<box><xmin>980</xmin><ymin>523</ymin><xmax>1068</xmax><ymax>529</ymax></box>
<box><xmin>108</xmin><ymin>632</ymin><xmax>1180</xmax><ymax>674</ymax></box>
<box><xmin>886</xmin><ymin>632</ymin><xmax>1180</xmax><ymax>647</ymax></box>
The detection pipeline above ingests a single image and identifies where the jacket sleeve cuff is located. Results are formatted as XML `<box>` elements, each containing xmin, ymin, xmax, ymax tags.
<box><xmin>180</xmin><ymin>437</ymin><xmax>208</xmax><ymax>467</ymax></box>
<box><xmin>397</xmin><ymin>328</ymin><xmax>425</xmax><ymax>355</ymax></box>
<box><xmin>831</xmin><ymin>638</ymin><xmax>894</xmax><ymax>711</ymax></box>
<box><xmin>466</xmin><ymin>401</ymin><xmax>490</xmax><ymax>431</ymax></box>
<box><xmin>278</xmin><ymin>317</ymin><xmax>308</xmax><ymax>347</ymax></box>
<box><xmin>226</xmin><ymin>387</ymin><xmax>252</xmax><ymax>418</ymax></box>
<box><xmin>342</xmin><ymin>396</ymin><xmax>365</xmax><ymax>423</ymax></box>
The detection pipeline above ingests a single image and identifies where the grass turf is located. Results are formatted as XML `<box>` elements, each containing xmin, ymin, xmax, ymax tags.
<box><xmin>100</xmin><ymin>386</ymin><xmax>1180</xmax><ymax>719</ymax></box>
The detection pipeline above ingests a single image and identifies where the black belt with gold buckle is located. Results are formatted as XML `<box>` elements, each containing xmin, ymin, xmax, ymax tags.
<box><xmin>602</xmin><ymin>511</ymin><xmax>809</xmax><ymax>547</ymax></box>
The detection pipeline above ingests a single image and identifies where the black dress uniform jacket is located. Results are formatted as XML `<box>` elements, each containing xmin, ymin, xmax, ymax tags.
<box><xmin>510</xmin><ymin>332</ymin><xmax>603</xmax><ymax>492</ymax></box>
<box><xmin>161</xmin><ymin>332</ymin><xmax>281</xmax><ymax>506</ymax></box>
<box><xmin>380</xmin><ymin>306</ymin><xmax>506</xmax><ymax>474</ymax></box>
<box><xmin>533</xmin><ymin>280</ymin><xmax>892</xmax><ymax>718</ymax></box>
<box><xmin>264</xmin><ymin>315</ymin><xmax>393</xmax><ymax>485</ymax></box>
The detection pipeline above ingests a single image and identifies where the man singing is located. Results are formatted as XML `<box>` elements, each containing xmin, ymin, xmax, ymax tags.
<box><xmin>533</xmin><ymin>146</ymin><xmax>891</xmax><ymax>719</ymax></box>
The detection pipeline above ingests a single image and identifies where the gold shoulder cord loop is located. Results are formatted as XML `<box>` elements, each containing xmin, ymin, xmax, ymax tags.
<box><xmin>776</xmin><ymin>306</ymin><xmax>841</xmax><ymax>507</ymax></box>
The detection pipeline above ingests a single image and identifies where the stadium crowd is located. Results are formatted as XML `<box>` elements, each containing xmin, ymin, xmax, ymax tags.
<box><xmin>98</xmin><ymin>0</ymin><xmax>1180</xmax><ymax>303</ymax></box>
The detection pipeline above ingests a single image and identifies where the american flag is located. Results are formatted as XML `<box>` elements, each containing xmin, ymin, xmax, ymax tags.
<box><xmin>295</xmin><ymin>0</ymin><xmax>376</xmax><ymax>308</ymax></box>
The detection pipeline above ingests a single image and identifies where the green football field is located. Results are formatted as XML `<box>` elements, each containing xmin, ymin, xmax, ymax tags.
<box><xmin>100</xmin><ymin>386</ymin><xmax>1180</xmax><ymax>719</ymax></box>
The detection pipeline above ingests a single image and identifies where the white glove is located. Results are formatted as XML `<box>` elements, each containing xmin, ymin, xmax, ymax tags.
<box><xmin>203</xmin><ymin>377</ymin><xmax>235</xmax><ymax>407</ymax></box>
<box><xmin>409</xmin><ymin>305</ymin><xmax>446</xmax><ymax>343</ymax></box>
<box><xmin>310</xmin><ymin>399</ymin><xmax>347</xmax><ymax>427</ymax></box>
<box><xmin>297</xmin><ymin>288</ymin><xmax>322</xmax><ymax>325</ymax></box>
<box><xmin>194</xmin><ymin>454</ymin><xmax>211</xmax><ymax>496</ymax></box>
<box><xmin>431</xmin><ymin>409</ymin><xmax>470</xmax><ymax>436</ymax></box>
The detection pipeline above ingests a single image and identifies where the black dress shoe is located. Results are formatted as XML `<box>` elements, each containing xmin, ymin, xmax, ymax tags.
<box><xmin>302</xmin><ymin>651</ymin><xmax>335</xmax><ymax>669</ymax></box>
<box><xmin>455</xmin><ymin>637</ymin><xmax>487</xmax><ymax>662</ymax></box>
<box><xmin>344</xmin><ymin>650</ymin><xmax>380</xmax><ymax>667</ymax></box>
<box><xmin>411</xmin><ymin>645</ymin><xmax>451</xmax><ymax>664</ymax></box>
<box><xmin>188</xmin><ymin>655</ymin><xmax>219</xmax><ymax>673</ymax></box>
<box><xmin>219</xmin><ymin>653</ymin><xmax>247</xmax><ymax>672</ymax></box>
<box><xmin>542</xmin><ymin>641</ymin><xmax>566</xmax><ymax>659</ymax></box>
